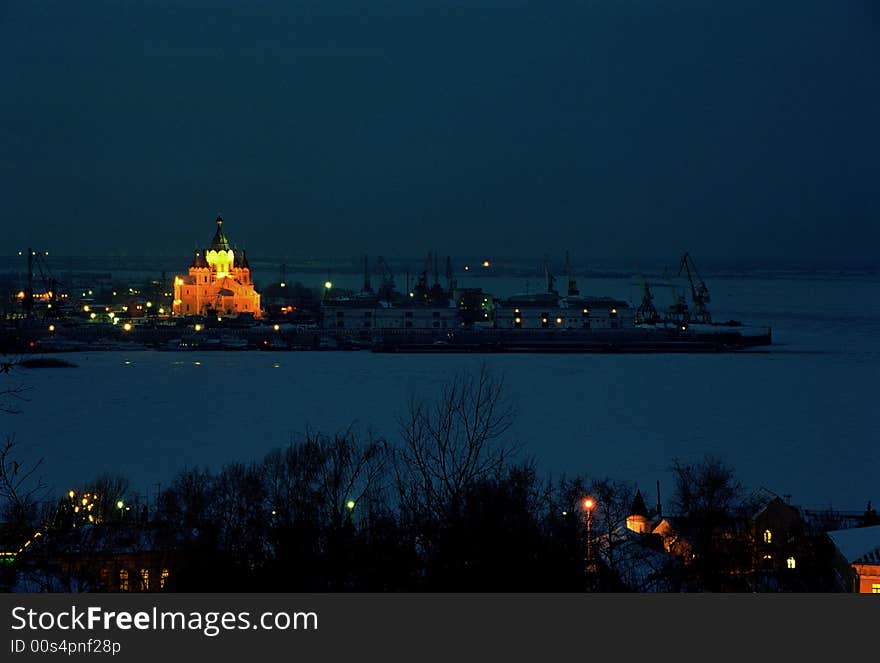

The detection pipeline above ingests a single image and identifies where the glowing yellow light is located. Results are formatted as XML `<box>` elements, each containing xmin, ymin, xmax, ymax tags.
<box><xmin>82</xmin><ymin>497</ymin><xmax>88</xmax><ymax>506</ymax></box>
<box><xmin>280</xmin><ymin>282</ymin><xmax>286</xmax><ymax>288</ymax></box>
<box><xmin>194</xmin><ymin>324</ymin><xmax>202</xmax><ymax>332</ymax></box>
<box><xmin>217</xmin><ymin>317</ymin><xmax>222</xmax><ymax>322</ymax></box>
<box><xmin>482</xmin><ymin>260</ymin><xmax>490</xmax><ymax>267</ymax></box>
<box><xmin>146</xmin><ymin>301</ymin><xmax>152</xmax><ymax>308</ymax></box>
<box><xmin>175</xmin><ymin>277</ymin><xmax>183</xmax><ymax>286</ymax></box>
<box><xmin>89</xmin><ymin>312</ymin><xmax>96</xmax><ymax>319</ymax></box>
<box><xmin>68</xmin><ymin>490</ymin><xmax>75</xmax><ymax>499</ymax></box>
<box><xmin>48</xmin><ymin>324</ymin><xmax>55</xmax><ymax>332</ymax></box>
<box><xmin>464</xmin><ymin>265</ymin><xmax>470</xmax><ymax>271</ymax></box>
<box><xmin>611</xmin><ymin>308</ymin><xmax>617</xmax><ymax>314</ymax></box>
<box><xmin>16</xmin><ymin>290</ymin><xmax>25</xmax><ymax>299</ymax></box>
<box><xmin>88</xmin><ymin>515</ymin><xmax>94</xmax><ymax>523</ymax></box>
<box><xmin>583</xmin><ymin>498</ymin><xmax>594</xmax><ymax>511</ymax></box>
<box><xmin>514</xmin><ymin>317</ymin><xmax>521</xmax><ymax>324</ymax></box>
<box><xmin>74</xmin><ymin>506</ymin><xmax>79</xmax><ymax>513</ymax></box>
<box><xmin>346</xmin><ymin>500</ymin><xmax>356</xmax><ymax>510</ymax></box>
<box><xmin>787</xmin><ymin>556</ymin><xmax>796</xmax><ymax>569</ymax></box>
<box><xmin>556</xmin><ymin>317</ymin><xmax>562</xmax><ymax>324</ymax></box>
<box><xmin>273</xmin><ymin>324</ymin><xmax>280</xmax><ymax>331</ymax></box>
<box><xmin>88</xmin><ymin>290</ymin><xmax>93</xmax><ymax>295</ymax></box>
<box><xmin>158</xmin><ymin>308</ymin><xmax>165</xmax><ymax>314</ymax></box>
<box><xmin>83</xmin><ymin>305</ymin><xmax>90</xmax><ymax>312</ymax></box>
<box><xmin>123</xmin><ymin>323</ymin><xmax>132</xmax><ymax>331</ymax></box>
<box><xmin>681</xmin><ymin>325</ymin><xmax>687</xmax><ymax>331</ymax></box>
<box><xmin>117</xmin><ymin>500</ymin><xmax>124</xmax><ymax>509</ymax></box>
<box><xmin>324</xmin><ymin>281</ymin><xmax>333</xmax><ymax>289</ymax></box>
<box><xmin>583</xmin><ymin>308</ymin><xmax>589</xmax><ymax>314</ymax></box>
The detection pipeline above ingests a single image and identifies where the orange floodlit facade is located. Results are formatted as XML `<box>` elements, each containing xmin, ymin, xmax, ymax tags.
<box><xmin>172</xmin><ymin>214</ymin><xmax>262</xmax><ymax>318</ymax></box>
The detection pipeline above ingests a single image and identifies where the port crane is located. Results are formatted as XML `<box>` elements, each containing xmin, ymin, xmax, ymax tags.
<box><xmin>677</xmin><ymin>252</ymin><xmax>711</xmax><ymax>323</ymax></box>
<box><xmin>375</xmin><ymin>256</ymin><xmax>396</xmax><ymax>302</ymax></box>
<box><xmin>564</xmin><ymin>251</ymin><xmax>579</xmax><ymax>296</ymax></box>
<box><xmin>634</xmin><ymin>276</ymin><xmax>660</xmax><ymax>324</ymax></box>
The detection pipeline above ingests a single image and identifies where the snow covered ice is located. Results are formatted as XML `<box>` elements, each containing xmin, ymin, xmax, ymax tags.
<box><xmin>4</xmin><ymin>273</ymin><xmax>878</xmax><ymax>511</ymax></box>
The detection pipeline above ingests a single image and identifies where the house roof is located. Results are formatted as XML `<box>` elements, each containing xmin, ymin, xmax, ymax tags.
<box><xmin>630</xmin><ymin>490</ymin><xmax>648</xmax><ymax>518</ymax></box>
<box><xmin>828</xmin><ymin>525</ymin><xmax>880</xmax><ymax>565</ymax></box>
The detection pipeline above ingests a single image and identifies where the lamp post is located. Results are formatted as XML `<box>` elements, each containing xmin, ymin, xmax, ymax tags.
<box><xmin>582</xmin><ymin>497</ymin><xmax>595</xmax><ymax>564</ymax></box>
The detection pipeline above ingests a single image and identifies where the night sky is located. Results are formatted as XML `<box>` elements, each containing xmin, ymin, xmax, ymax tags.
<box><xmin>1</xmin><ymin>1</ymin><xmax>877</xmax><ymax>265</ymax></box>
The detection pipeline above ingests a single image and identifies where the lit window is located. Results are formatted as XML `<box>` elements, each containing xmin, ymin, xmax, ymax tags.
<box><xmin>872</xmin><ymin>584</ymin><xmax>880</xmax><ymax>594</ymax></box>
<box><xmin>119</xmin><ymin>569</ymin><xmax>129</xmax><ymax>592</ymax></box>
<box><xmin>763</xmin><ymin>554</ymin><xmax>772</xmax><ymax>560</ymax></box>
<box><xmin>786</xmin><ymin>557</ymin><xmax>796</xmax><ymax>569</ymax></box>
<box><xmin>763</xmin><ymin>529</ymin><xmax>772</xmax><ymax>543</ymax></box>
<box><xmin>160</xmin><ymin>569</ymin><xmax>170</xmax><ymax>590</ymax></box>
<box><xmin>140</xmin><ymin>568</ymin><xmax>150</xmax><ymax>591</ymax></box>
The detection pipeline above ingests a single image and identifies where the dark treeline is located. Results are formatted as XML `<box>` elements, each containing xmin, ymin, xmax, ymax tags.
<box><xmin>1</xmin><ymin>366</ymin><xmax>869</xmax><ymax>592</ymax></box>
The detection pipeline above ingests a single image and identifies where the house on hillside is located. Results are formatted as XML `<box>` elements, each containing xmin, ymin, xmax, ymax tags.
<box><xmin>828</xmin><ymin>525</ymin><xmax>880</xmax><ymax>593</ymax></box>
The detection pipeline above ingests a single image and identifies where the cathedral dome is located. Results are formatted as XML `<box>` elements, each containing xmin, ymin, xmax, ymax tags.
<box><xmin>210</xmin><ymin>214</ymin><xmax>232</xmax><ymax>251</ymax></box>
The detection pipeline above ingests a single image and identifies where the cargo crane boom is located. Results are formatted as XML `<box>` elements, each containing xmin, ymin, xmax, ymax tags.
<box><xmin>677</xmin><ymin>252</ymin><xmax>711</xmax><ymax>323</ymax></box>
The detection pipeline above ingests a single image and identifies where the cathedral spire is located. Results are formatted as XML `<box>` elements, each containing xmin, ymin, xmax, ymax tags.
<box><xmin>210</xmin><ymin>213</ymin><xmax>232</xmax><ymax>251</ymax></box>
<box><xmin>191</xmin><ymin>248</ymin><xmax>207</xmax><ymax>268</ymax></box>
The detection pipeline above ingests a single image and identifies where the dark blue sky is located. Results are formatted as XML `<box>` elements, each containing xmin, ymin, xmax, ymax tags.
<box><xmin>1</xmin><ymin>1</ymin><xmax>877</xmax><ymax>265</ymax></box>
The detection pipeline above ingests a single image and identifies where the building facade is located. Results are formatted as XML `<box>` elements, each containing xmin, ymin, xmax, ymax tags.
<box><xmin>173</xmin><ymin>215</ymin><xmax>261</xmax><ymax>318</ymax></box>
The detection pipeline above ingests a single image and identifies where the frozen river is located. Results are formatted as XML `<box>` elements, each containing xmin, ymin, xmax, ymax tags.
<box><xmin>3</xmin><ymin>274</ymin><xmax>878</xmax><ymax>511</ymax></box>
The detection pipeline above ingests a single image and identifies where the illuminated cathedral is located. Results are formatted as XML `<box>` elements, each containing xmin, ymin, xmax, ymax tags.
<box><xmin>172</xmin><ymin>214</ymin><xmax>262</xmax><ymax>318</ymax></box>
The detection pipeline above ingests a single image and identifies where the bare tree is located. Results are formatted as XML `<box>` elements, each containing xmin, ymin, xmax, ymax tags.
<box><xmin>669</xmin><ymin>456</ymin><xmax>744</xmax><ymax>590</ymax></box>
<box><xmin>0</xmin><ymin>358</ymin><xmax>29</xmax><ymax>414</ymax></box>
<box><xmin>0</xmin><ymin>435</ymin><xmax>46</xmax><ymax>536</ymax></box>
<box><xmin>397</xmin><ymin>365</ymin><xmax>517</xmax><ymax>522</ymax></box>
<box><xmin>589</xmin><ymin>478</ymin><xmax>636</xmax><ymax>576</ymax></box>
<box><xmin>670</xmin><ymin>456</ymin><xmax>742</xmax><ymax>523</ymax></box>
<box><xmin>312</xmin><ymin>427</ymin><xmax>390</xmax><ymax>530</ymax></box>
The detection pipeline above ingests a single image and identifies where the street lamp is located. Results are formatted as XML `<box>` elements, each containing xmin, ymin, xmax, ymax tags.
<box><xmin>583</xmin><ymin>497</ymin><xmax>595</xmax><ymax>564</ymax></box>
